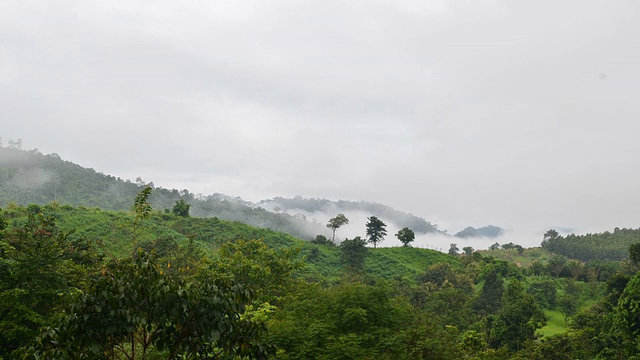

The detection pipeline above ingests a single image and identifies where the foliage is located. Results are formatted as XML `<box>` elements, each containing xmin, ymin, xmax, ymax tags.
<box><xmin>340</xmin><ymin>237</ymin><xmax>368</xmax><ymax>272</ymax></box>
<box><xmin>490</xmin><ymin>278</ymin><xmax>546</xmax><ymax>351</ymax></box>
<box><xmin>473</xmin><ymin>268</ymin><xmax>504</xmax><ymax>316</ymax></box>
<box><xmin>268</xmin><ymin>280</ymin><xmax>415</xmax><ymax>359</ymax></box>
<box><xmin>526</xmin><ymin>277</ymin><xmax>557</xmax><ymax>309</ymax></box>
<box><xmin>0</xmin><ymin>211</ymin><xmax>94</xmax><ymax>354</ymax></box>
<box><xmin>365</xmin><ymin>216</ymin><xmax>387</xmax><ymax>248</ymax></box>
<box><xmin>558</xmin><ymin>294</ymin><xmax>578</xmax><ymax>324</ymax></box>
<box><xmin>542</xmin><ymin>227</ymin><xmax>640</xmax><ymax>261</ymax></box>
<box><xmin>613</xmin><ymin>271</ymin><xmax>640</xmax><ymax>356</ymax></box>
<box><xmin>395</xmin><ymin>227</ymin><xmax>415</xmax><ymax>247</ymax></box>
<box><xmin>326</xmin><ymin>214</ymin><xmax>348</xmax><ymax>243</ymax></box>
<box><xmin>548</xmin><ymin>255</ymin><xmax>567</xmax><ymax>278</ymax></box>
<box><xmin>171</xmin><ymin>198</ymin><xmax>191</xmax><ymax>218</ymax></box>
<box><xmin>311</xmin><ymin>234</ymin><xmax>333</xmax><ymax>246</ymax></box>
<box><xmin>207</xmin><ymin>239</ymin><xmax>303</xmax><ymax>304</ymax></box>
<box><xmin>20</xmin><ymin>250</ymin><xmax>272</xmax><ymax>359</ymax></box>
<box><xmin>0</xmin><ymin>147</ymin><xmax>327</xmax><ymax>240</ymax></box>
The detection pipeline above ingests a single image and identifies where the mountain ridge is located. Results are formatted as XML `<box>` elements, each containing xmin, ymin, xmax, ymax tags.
<box><xmin>0</xmin><ymin>144</ymin><xmax>471</xmax><ymax>240</ymax></box>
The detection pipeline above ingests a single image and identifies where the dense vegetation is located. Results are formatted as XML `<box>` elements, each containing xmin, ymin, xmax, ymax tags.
<box><xmin>3</xmin><ymin>188</ymin><xmax>640</xmax><ymax>359</ymax></box>
<box><xmin>0</xmin><ymin>145</ymin><xmax>327</xmax><ymax>239</ymax></box>
<box><xmin>542</xmin><ymin>228</ymin><xmax>640</xmax><ymax>261</ymax></box>
<box><xmin>4</xmin><ymin>145</ymin><xmax>640</xmax><ymax>358</ymax></box>
<box><xmin>0</xmin><ymin>145</ymin><xmax>454</xmax><ymax>240</ymax></box>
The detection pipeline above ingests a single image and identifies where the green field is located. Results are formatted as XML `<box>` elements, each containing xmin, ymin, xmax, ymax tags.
<box><xmin>538</xmin><ymin>309</ymin><xmax>568</xmax><ymax>337</ymax></box>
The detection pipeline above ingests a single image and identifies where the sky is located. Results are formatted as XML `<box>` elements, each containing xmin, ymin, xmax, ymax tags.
<box><xmin>3</xmin><ymin>1</ymin><xmax>640</xmax><ymax>245</ymax></box>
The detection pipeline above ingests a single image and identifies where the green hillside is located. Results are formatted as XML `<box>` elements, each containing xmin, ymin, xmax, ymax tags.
<box><xmin>3</xmin><ymin>146</ymin><xmax>640</xmax><ymax>359</ymax></box>
<box><xmin>3</xmin><ymin>203</ymin><xmax>455</xmax><ymax>283</ymax></box>
<box><xmin>0</xmin><ymin>146</ymin><xmax>327</xmax><ymax>239</ymax></box>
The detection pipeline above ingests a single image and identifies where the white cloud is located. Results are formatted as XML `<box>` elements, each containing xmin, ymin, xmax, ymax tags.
<box><xmin>3</xmin><ymin>0</ymin><xmax>640</xmax><ymax>237</ymax></box>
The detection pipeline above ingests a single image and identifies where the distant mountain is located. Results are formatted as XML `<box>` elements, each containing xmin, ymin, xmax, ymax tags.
<box><xmin>0</xmin><ymin>145</ymin><xmax>446</xmax><ymax>240</ymax></box>
<box><xmin>454</xmin><ymin>225</ymin><xmax>503</xmax><ymax>238</ymax></box>
<box><xmin>0</xmin><ymin>145</ymin><xmax>325</xmax><ymax>239</ymax></box>
<box><xmin>260</xmin><ymin>197</ymin><xmax>444</xmax><ymax>234</ymax></box>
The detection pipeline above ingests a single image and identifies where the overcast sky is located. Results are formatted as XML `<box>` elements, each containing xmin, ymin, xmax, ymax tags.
<box><xmin>3</xmin><ymin>1</ymin><xmax>640</xmax><ymax>240</ymax></box>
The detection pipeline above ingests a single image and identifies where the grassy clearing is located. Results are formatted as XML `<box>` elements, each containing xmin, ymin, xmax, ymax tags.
<box><xmin>479</xmin><ymin>247</ymin><xmax>553</xmax><ymax>268</ymax></box>
<box><xmin>538</xmin><ymin>309</ymin><xmax>568</xmax><ymax>338</ymax></box>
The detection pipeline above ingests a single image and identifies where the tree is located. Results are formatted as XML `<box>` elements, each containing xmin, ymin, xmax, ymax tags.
<box><xmin>209</xmin><ymin>239</ymin><xmax>303</xmax><ymax>304</ymax></box>
<box><xmin>558</xmin><ymin>294</ymin><xmax>578</xmax><ymax>324</ymax></box>
<box><xmin>529</xmin><ymin>260</ymin><xmax>546</xmax><ymax>276</ymax></box>
<box><xmin>566</xmin><ymin>260</ymin><xmax>583</xmax><ymax>279</ymax></box>
<box><xmin>20</xmin><ymin>250</ymin><xmax>273</xmax><ymax>359</ymax></box>
<box><xmin>542</xmin><ymin>229</ymin><xmax>560</xmax><ymax>248</ymax></box>
<box><xmin>7</xmin><ymin>138</ymin><xmax>22</xmax><ymax>150</ymax></box>
<box><xmin>613</xmin><ymin>272</ymin><xmax>640</xmax><ymax>356</ymax></box>
<box><xmin>473</xmin><ymin>268</ymin><xmax>504</xmax><ymax>316</ymax></box>
<box><xmin>514</xmin><ymin>244</ymin><xmax>524</xmax><ymax>254</ymax></box>
<box><xmin>172</xmin><ymin>198</ymin><xmax>191</xmax><ymax>217</ymax></box>
<box><xmin>396</xmin><ymin>227</ymin><xmax>415</xmax><ymax>247</ymax></box>
<box><xmin>326</xmin><ymin>214</ymin><xmax>349</xmax><ymax>243</ymax></box>
<box><xmin>448</xmin><ymin>243</ymin><xmax>459</xmax><ymax>256</ymax></box>
<box><xmin>548</xmin><ymin>255</ymin><xmax>567</xmax><ymax>278</ymax></box>
<box><xmin>462</xmin><ymin>246</ymin><xmax>474</xmax><ymax>256</ymax></box>
<box><xmin>491</xmin><ymin>278</ymin><xmax>546</xmax><ymax>351</ymax></box>
<box><xmin>365</xmin><ymin>216</ymin><xmax>387</xmax><ymax>248</ymax></box>
<box><xmin>526</xmin><ymin>278</ymin><xmax>557</xmax><ymax>309</ymax></box>
<box><xmin>0</xmin><ymin>212</ymin><xmax>93</xmax><ymax>354</ymax></box>
<box><xmin>489</xmin><ymin>242</ymin><xmax>501</xmax><ymax>250</ymax></box>
<box><xmin>629</xmin><ymin>242</ymin><xmax>640</xmax><ymax>265</ymax></box>
<box><xmin>340</xmin><ymin>237</ymin><xmax>368</xmax><ymax>271</ymax></box>
<box><xmin>311</xmin><ymin>234</ymin><xmax>333</xmax><ymax>246</ymax></box>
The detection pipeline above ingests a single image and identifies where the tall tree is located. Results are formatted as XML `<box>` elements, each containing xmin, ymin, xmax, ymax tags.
<box><xmin>473</xmin><ymin>268</ymin><xmax>504</xmax><ymax>316</ymax></box>
<box><xmin>326</xmin><ymin>214</ymin><xmax>349</xmax><ymax>243</ymax></box>
<box><xmin>339</xmin><ymin>237</ymin><xmax>368</xmax><ymax>271</ymax></box>
<box><xmin>448</xmin><ymin>243</ymin><xmax>459</xmax><ymax>256</ymax></box>
<box><xmin>172</xmin><ymin>198</ymin><xmax>191</xmax><ymax>217</ymax></box>
<box><xmin>396</xmin><ymin>227</ymin><xmax>415</xmax><ymax>247</ymax></box>
<box><xmin>541</xmin><ymin>229</ymin><xmax>560</xmax><ymax>248</ymax></box>
<box><xmin>491</xmin><ymin>278</ymin><xmax>546</xmax><ymax>351</ymax></box>
<box><xmin>548</xmin><ymin>255</ymin><xmax>567</xmax><ymax>278</ymax></box>
<box><xmin>0</xmin><ymin>212</ymin><xmax>81</xmax><ymax>354</ymax></box>
<box><xmin>365</xmin><ymin>216</ymin><xmax>387</xmax><ymax>248</ymax></box>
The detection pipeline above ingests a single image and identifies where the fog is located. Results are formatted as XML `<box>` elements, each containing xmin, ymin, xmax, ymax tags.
<box><xmin>3</xmin><ymin>1</ymin><xmax>640</xmax><ymax>237</ymax></box>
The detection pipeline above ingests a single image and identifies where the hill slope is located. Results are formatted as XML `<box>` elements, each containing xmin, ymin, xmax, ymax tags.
<box><xmin>0</xmin><ymin>145</ymin><xmax>447</xmax><ymax>241</ymax></box>
<box><xmin>3</xmin><ymin>203</ymin><xmax>457</xmax><ymax>282</ymax></box>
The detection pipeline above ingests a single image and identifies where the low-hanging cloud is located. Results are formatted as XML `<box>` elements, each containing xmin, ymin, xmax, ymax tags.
<box><xmin>3</xmin><ymin>1</ymin><xmax>640</xmax><ymax>238</ymax></box>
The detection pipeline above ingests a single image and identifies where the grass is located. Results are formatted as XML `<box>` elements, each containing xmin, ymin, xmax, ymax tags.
<box><xmin>479</xmin><ymin>247</ymin><xmax>554</xmax><ymax>267</ymax></box>
<box><xmin>538</xmin><ymin>309</ymin><xmax>568</xmax><ymax>337</ymax></box>
<box><xmin>365</xmin><ymin>246</ymin><xmax>459</xmax><ymax>279</ymax></box>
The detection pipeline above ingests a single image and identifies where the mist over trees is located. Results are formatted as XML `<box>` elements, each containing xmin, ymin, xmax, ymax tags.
<box><xmin>5</xmin><ymin>156</ymin><xmax>640</xmax><ymax>358</ymax></box>
<box><xmin>326</xmin><ymin>214</ymin><xmax>349</xmax><ymax>243</ymax></box>
<box><xmin>455</xmin><ymin>225</ymin><xmax>504</xmax><ymax>238</ymax></box>
<box><xmin>260</xmin><ymin>196</ymin><xmax>443</xmax><ymax>234</ymax></box>
<box><xmin>3</xmin><ymin>146</ymin><xmax>465</xmax><ymax>243</ymax></box>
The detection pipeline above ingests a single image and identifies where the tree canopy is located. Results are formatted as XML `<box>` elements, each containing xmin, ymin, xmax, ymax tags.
<box><xmin>395</xmin><ymin>227</ymin><xmax>415</xmax><ymax>247</ymax></box>
<box><xmin>365</xmin><ymin>216</ymin><xmax>387</xmax><ymax>248</ymax></box>
<box><xmin>326</xmin><ymin>214</ymin><xmax>349</xmax><ymax>243</ymax></box>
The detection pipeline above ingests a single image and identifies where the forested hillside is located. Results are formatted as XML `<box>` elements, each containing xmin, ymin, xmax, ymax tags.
<box><xmin>0</xmin><ymin>145</ymin><xmax>458</xmax><ymax>241</ymax></box>
<box><xmin>542</xmin><ymin>228</ymin><xmax>640</xmax><ymax>261</ymax></box>
<box><xmin>0</xmin><ymin>146</ymin><xmax>327</xmax><ymax>239</ymax></box>
<box><xmin>3</xmin><ymin>188</ymin><xmax>640</xmax><ymax>358</ymax></box>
